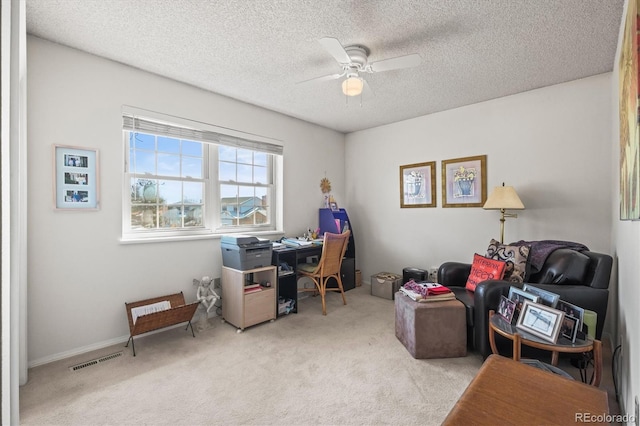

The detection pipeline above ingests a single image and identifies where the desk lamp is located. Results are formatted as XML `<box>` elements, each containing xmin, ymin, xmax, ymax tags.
<box><xmin>483</xmin><ymin>183</ymin><xmax>524</xmax><ymax>244</ymax></box>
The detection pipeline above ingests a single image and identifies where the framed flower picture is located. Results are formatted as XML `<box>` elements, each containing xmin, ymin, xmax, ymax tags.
<box><xmin>441</xmin><ymin>155</ymin><xmax>487</xmax><ymax>207</ymax></box>
<box><xmin>399</xmin><ymin>161</ymin><xmax>436</xmax><ymax>208</ymax></box>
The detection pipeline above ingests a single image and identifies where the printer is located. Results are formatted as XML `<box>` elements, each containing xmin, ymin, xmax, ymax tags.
<box><xmin>221</xmin><ymin>235</ymin><xmax>273</xmax><ymax>270</ymax></box>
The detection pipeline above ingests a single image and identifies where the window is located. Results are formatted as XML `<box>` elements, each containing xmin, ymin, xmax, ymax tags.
<box><xmin>128</xmin><ymin>132</ymin><xmax>207</xmax><ymax>231</ymax></box>
<box><xmin>122</xmin><ymin>108</ymin><xmax>283</xmax><ymax>241</ymax></box>
<box><xmin>219</xmin><ymin>146</ymin><xmax>271</xmax><ymax>227</ymax></box>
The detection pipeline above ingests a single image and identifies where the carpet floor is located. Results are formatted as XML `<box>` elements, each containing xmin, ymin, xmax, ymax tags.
<box><xmin>19</xmin><ymin>284</ymin><xmax>619</xmax><ymax>425</ymax></box>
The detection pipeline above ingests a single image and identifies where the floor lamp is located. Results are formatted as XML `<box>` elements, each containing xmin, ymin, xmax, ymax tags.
<box><xmin>483</xmin><ymin>183</ymin><xmax>525</xmax><ymax>244</ymax></box>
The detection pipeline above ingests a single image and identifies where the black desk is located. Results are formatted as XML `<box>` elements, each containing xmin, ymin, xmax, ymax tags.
<box><xmin>271</xmin><ymin>244</ymin><xmax>355</xmax><ymax>316</ymax></box>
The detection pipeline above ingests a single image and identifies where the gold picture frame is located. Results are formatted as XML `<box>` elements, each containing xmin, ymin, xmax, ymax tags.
<box><xmin>441</xmin><ymin>155</ymin><xmax>487</xmax><ymax>208</ymax></box>
<box><xmin>399</xmin><ymin>161</ymin><xmax>436</xmax><ymax>208</ymax></box>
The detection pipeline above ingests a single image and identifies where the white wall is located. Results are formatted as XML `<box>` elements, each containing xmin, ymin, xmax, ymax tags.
<box><xmin>26</xmin><ymin>36</ymin><xmax>345</xmax><ymax>365</ymax></box>
<box><xmin>346</xmin><ymin>74</ymin><xmax>613</xmax><ymax>273</ymax></box>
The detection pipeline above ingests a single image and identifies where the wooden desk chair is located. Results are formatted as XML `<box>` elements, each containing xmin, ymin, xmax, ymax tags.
<box><xmin>298</xmin><ymin>230</ymin><xmax>350</xmax><ymax>315</ymax></box>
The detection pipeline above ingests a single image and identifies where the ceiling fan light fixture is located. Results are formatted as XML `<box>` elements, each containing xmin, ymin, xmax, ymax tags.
<box><xmin>342</xmin><ymin>76</ymin><xmax>363</xmax><ymax>96</ymax></box>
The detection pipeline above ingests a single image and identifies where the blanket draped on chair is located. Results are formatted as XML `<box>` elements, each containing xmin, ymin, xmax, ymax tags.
<box><xmin>509</xmin><ymin>240</ymin><xmax>589</xmax><ymax>273</ymax></box>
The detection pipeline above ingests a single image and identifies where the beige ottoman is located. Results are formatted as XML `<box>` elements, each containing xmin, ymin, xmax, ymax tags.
<box><xmin>395</xmin><ymin>292</ymin><xmax>467</xmax><ymax>359</ymax></box>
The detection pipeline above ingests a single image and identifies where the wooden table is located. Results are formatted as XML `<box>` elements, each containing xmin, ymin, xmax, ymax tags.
<box><xmin>442</xmin><ymin>355</ymin><xmax>610</xmax><ymax>425</ymax></box>
<box><xmin>488</xmin><ymin>310</ymin><xmax>602</xmax><ymax>386</ymax></box>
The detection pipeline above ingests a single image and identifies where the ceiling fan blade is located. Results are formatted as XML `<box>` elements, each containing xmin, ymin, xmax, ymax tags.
<box><xmin>370</xmin><ymin>53</ymin><xmax>422</xmax><ymax>73</ymax></box>
<box><xmin>319</xmin><ymin>37</ymin><xmax>351</xmax><ymax>64</ymax></box>
<box><xmin>297</xmin><ymin>72</ymin><xmax>344</xmax><ymax>85</ymax></box>
<box><xmin>363</xmin><ymin>79</ymin><xmax>375</xmax><ymax>97</ymax></box>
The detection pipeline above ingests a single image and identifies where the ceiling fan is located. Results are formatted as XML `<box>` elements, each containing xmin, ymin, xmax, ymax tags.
<box><xmin>300</xmin><ymin>37</ymin><xmax>422</xmax><ymax>97</ymax></box>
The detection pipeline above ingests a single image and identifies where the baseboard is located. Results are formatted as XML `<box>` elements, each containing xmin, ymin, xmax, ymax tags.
<box><xmin>28</xmin><ymin>319</ymin><xmax>204</xmax><ymax>368</ymax></box>
<box><xmin>28</xmin><ymin>334</ymin><xmax>130</xmax><ymax>368</ymax></box>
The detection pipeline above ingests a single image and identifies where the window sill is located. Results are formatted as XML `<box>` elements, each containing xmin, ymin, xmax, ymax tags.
<box><xmin>119</xmin><ymin>229</ymin><xmax>284</xmax><ymax>244</ymax></box>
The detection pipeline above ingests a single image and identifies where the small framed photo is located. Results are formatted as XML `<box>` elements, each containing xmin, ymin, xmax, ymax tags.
<box><xmin>400</xmin><ymin>161</ymin><xmax>437</xmax><ymax>208</ymax></box>
<box><xmin>560</xmin><ymin>315</ymin><xmax>580</xmax><ymax>343</ymax></box>
<box><xmin>508</xmin><ymin>286</ymin><xmax>540</xmax><ymax>322</ymax></box>
<box><xmin>556</xmin><ymin>300</ymin><xmax>585</xmax><ymax>332</ymax></box>
<box><xmin>522</xmin><ymin>284</ymin><xmax>560</xmax><ymax>308</ymax></box>
<box><xmin>516</xmin><ymin>301</ymin><xmax>565</xmax><ymax>343</ymax></box>
<box><xmin>441</xmin><ymin>155</ymin><xmax>487</xmax><ymax>208</ymax></box>
<box><xmin>53</xmin><ymin>145</ymin><xmax>100</xmax><ymax>210</ymax></box>
<box><xmin>497</xmin><ymin>295</ymin><xmax>517</xmax><ymax>323</ymax></box>
<box><xmin>329</xmin><ymin>201</ymin><xmax>339</xmax><ymax>211</ymax></box>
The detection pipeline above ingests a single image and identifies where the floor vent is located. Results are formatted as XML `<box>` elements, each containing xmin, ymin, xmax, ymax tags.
<box><xmin>69</xmin><ymin>351</ymin><xmax>123</xmax><ymax>371</ymax></box>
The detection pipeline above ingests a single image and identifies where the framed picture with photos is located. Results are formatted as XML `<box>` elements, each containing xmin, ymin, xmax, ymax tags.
<box><xmin>53</xmin><ymin>145</ymin><xmax>100</xmax><ymax>210</ymax></box>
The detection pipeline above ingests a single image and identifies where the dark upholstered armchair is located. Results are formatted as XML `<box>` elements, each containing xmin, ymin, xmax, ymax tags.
<box><xmin>438</xmin><ymin>248</ymin><xmax>613</xmax><ymax>358</ymax></box>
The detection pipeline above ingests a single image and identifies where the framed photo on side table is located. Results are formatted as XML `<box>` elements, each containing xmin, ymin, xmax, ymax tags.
<box><xmin>556</xmin><ymin>299</ymin><xmax>585</xmax><ymax>333</ymax></box>
<box><xmin>441</xmin><ymin>155</ymin><xmax>487</xmax><ymax>207</ymax></box>
<box><xmin>522</xmin><ymin>284</ymin><xmax>560</xmax><ymax>308</ymax></box>
<box><xmin>399</xmin><ymin>161</ymin><xmax>436</xmax><ymax>208</ymax></box>
<box><xmin>560</xmin><ymin>315</ymin><xmax>580</xmax><ymax>343</ymax></box>
<box><xmin>497</xmin><ymin>295</ymin><xmax>517</xmax><ymax>323</ymax></box>
<box><xmin>507</xmin><ymin>286</ymin><xmax>540</xmax><ymax>323</ymax></box>
<box><xmin>53</xmin><ymin>145</ymin><xmax>100</xmax><ymax>210</ymax></box>
<box><xmin>516</xmin><ymin>300</ymin><xmax>565</xmax><ymax>343</ymax></box>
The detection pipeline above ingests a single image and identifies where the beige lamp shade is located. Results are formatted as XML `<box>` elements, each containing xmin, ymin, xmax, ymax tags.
<box><xmin>483</xmin><ymin>185</ymin><xmax>524</xmax><ymax>210</ymax></box>
<box><xmin>483</xmin><ymin>183</ymin><xmax>524</xmax><ymax>244</ymax></box>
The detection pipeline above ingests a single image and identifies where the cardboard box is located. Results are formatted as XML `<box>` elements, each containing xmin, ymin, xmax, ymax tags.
<box><xmin>371</xmin><ymin>272</ymin><xmax>402</xmax><ymax>300</ymax></box>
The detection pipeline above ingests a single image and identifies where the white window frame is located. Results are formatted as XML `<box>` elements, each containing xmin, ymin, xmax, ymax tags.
<box><xmin>121</xmin><ymin>106</ymin><xmax>283</xmax><ymax>243</ymax></box>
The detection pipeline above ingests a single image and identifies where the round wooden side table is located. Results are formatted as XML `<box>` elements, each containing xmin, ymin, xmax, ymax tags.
<box><xmin>488</xmin><ymin>310</ymin><xmax>602</xmax><ymax>387</ymax></box>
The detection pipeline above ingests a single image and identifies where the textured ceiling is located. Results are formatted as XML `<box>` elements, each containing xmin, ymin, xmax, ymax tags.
<box><xmin>25</xmin><ymin>0</ymin><xmax>624</xmax><ymax>133</ymax></box>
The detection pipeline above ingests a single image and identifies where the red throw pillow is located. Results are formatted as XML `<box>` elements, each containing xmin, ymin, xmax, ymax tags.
<box><xmin>465</xmin><ymin>253</ymin><xmax>507</xmax><ymax>292</ymax></box>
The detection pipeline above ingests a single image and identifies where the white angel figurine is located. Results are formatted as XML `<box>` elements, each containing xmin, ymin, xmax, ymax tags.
<box><xmin>193</xmin><ymin>276</ymin><xmax>220</xmax><ymax>314</ymax></box>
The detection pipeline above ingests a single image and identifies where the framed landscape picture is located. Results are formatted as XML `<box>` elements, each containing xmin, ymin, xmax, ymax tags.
<box><xmin>53</xmin><ymin>145</ymin><xmax>100</xmax><ymax>210</ymax></box>
<box><xmin>400</xmin><ymin>161</ymin><xmax>436</xmax><ymax>208</ymax></box>
<box><xmin>441</xmin><ymin>155</ymin><xmax>487</xmax><ymax>207</ymax></box>
<box><xmin>619</xmin><ymin>0</ymin><xmax>640</xmax><ymax>220</ymax></box>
